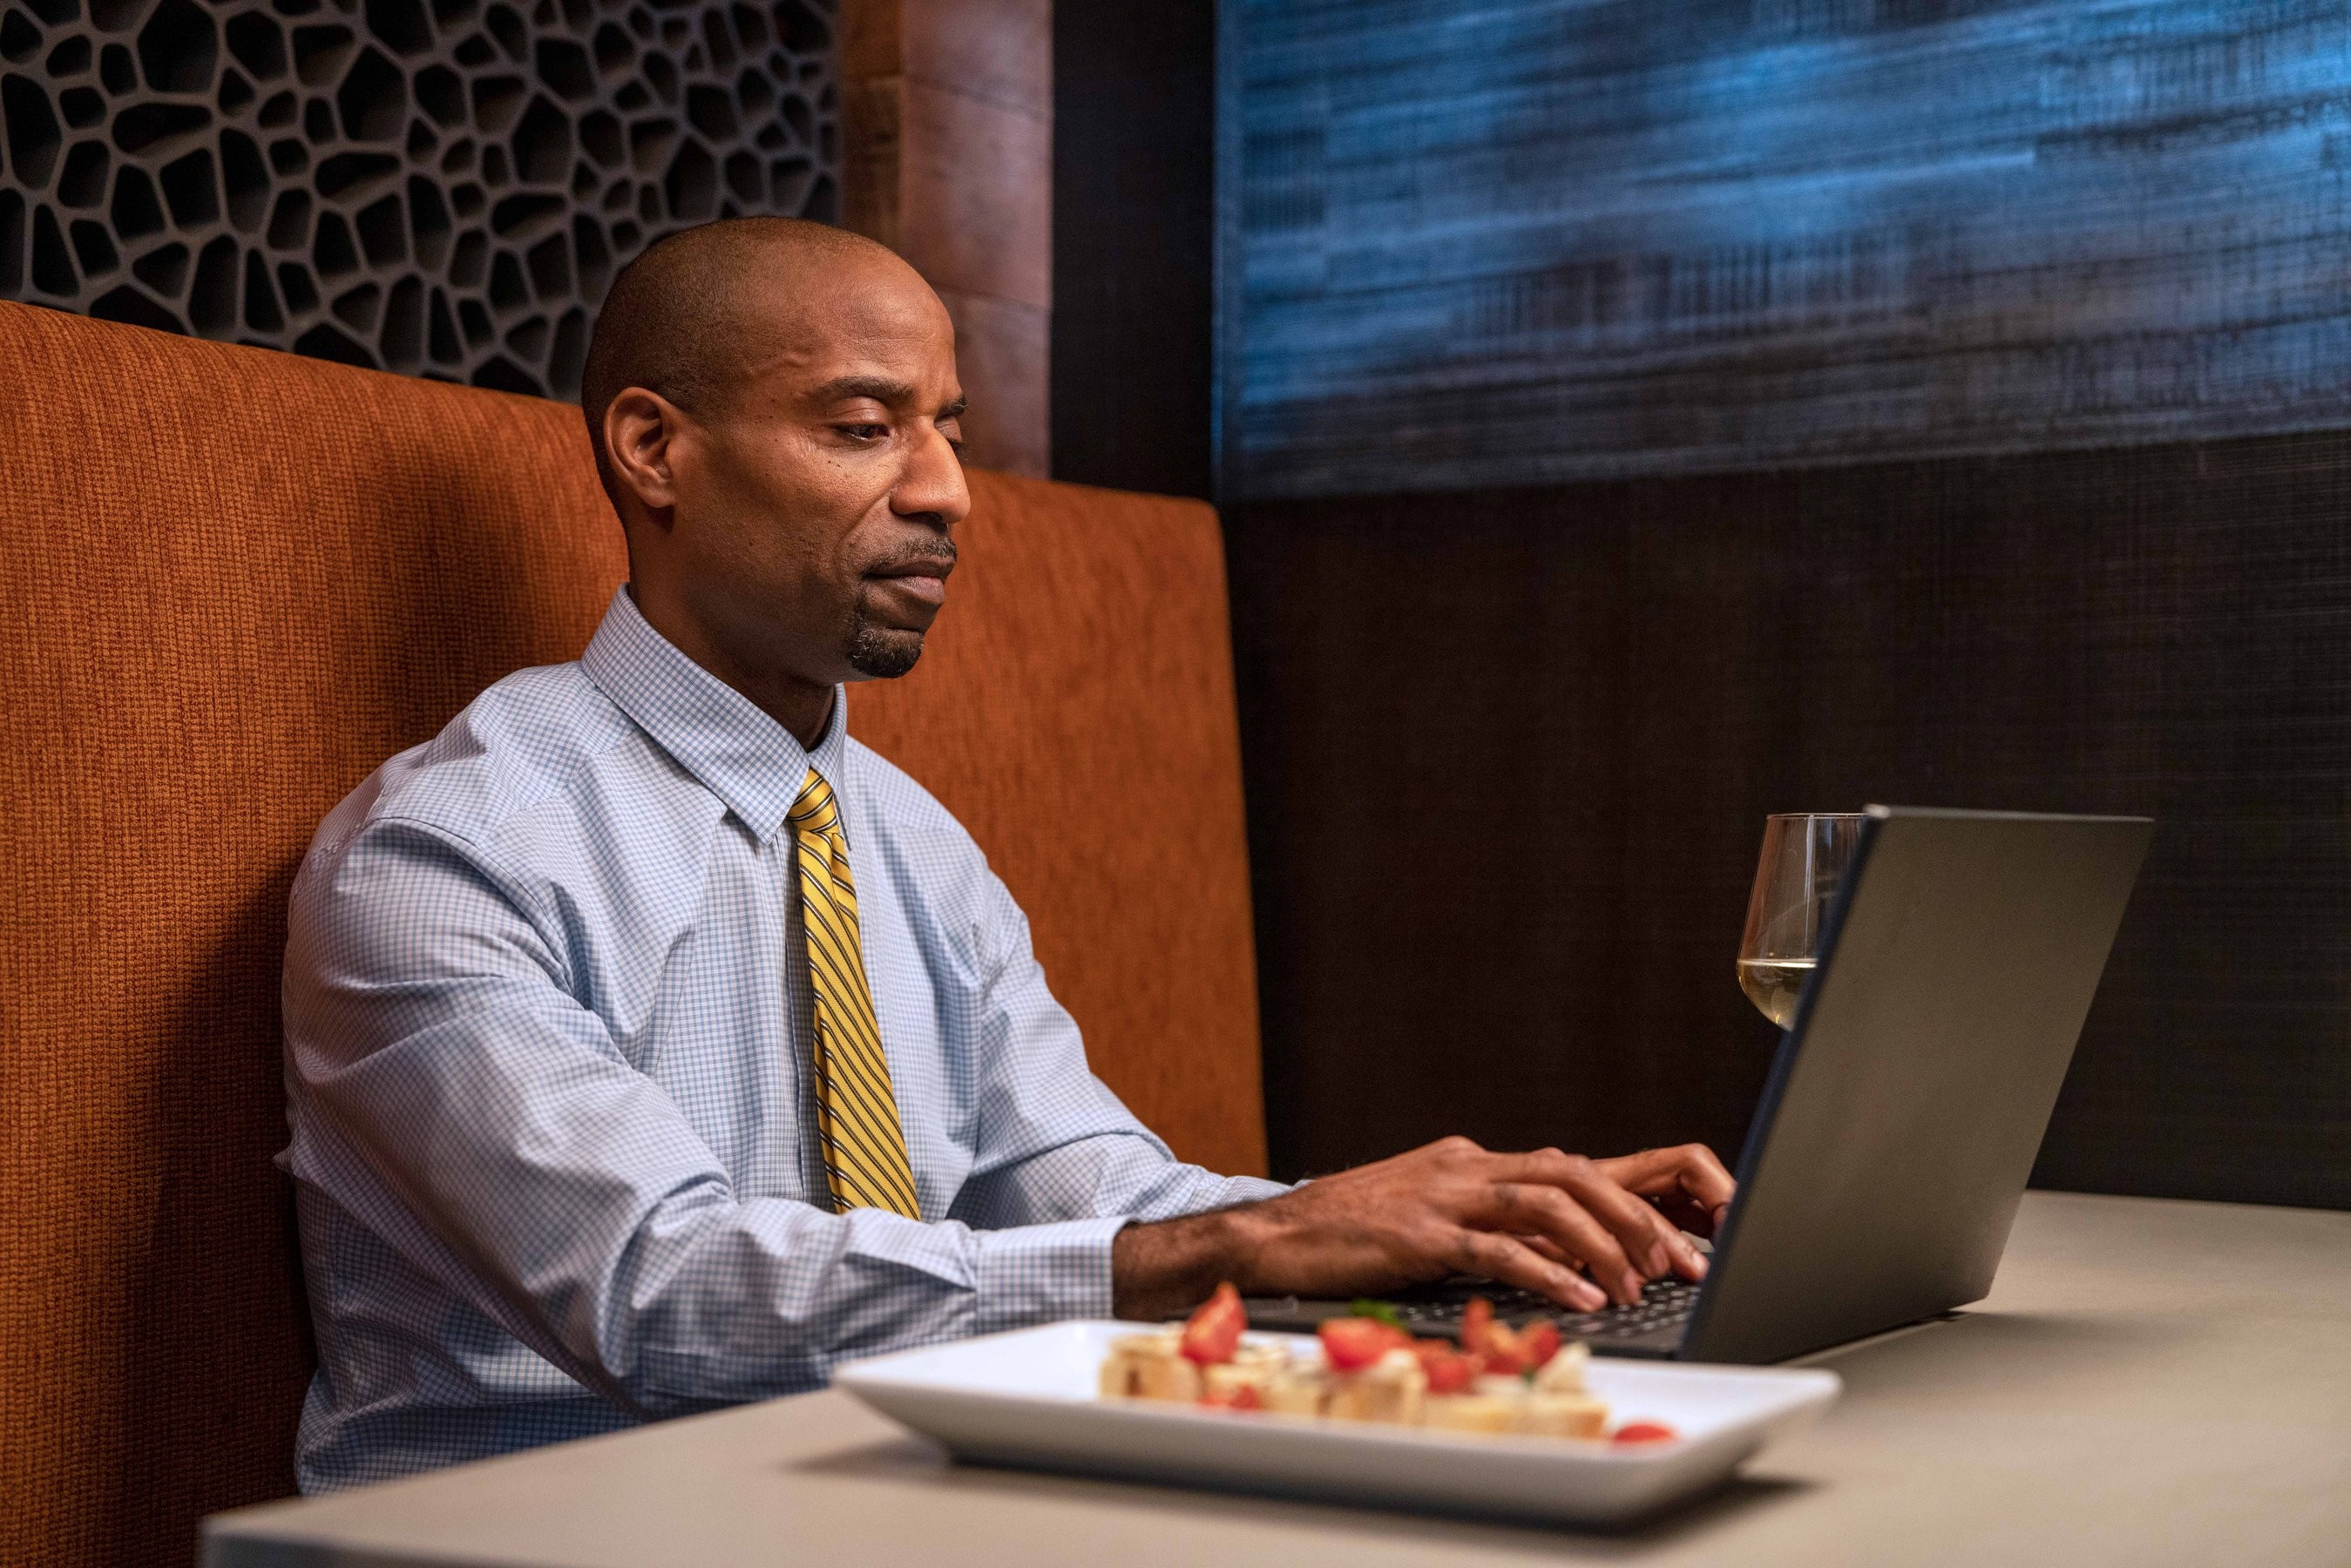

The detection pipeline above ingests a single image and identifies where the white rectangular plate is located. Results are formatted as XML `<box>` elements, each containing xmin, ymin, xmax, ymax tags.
<box><xmin>836</xmin><ymin>1321</ymin><xmax>1839</xmax><ymax>1525</ymax></box>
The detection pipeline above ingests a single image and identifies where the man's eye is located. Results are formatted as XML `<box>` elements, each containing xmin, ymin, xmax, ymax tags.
<box><xmin>837</xmin><ymin>423</ymin><xmax>889</xmax><ymax>442</ymax></box>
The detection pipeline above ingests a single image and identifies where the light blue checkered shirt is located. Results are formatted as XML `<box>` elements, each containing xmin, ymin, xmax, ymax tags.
<box><xmin>280</xmin><ymin>587</ymin><xmax>1284</xmax><ymax>1492</ymax></box>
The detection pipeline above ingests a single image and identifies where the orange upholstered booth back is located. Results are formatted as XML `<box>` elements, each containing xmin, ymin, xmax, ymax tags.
<box><xmin>0</xmin><ymin>301</ymin><xmax>1265</xmax><ymax>1565</ymax></box>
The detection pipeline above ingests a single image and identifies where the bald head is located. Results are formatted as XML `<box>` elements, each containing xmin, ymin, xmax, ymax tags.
<box><xmin>580</xmin><ymin>217</ymin><xmax>926</xmax><ymax>510</ymax></box>
<box><xmin>578</xmin><ymin>213</ymin><xmax>969</xmax><ymax>746</ymax></box>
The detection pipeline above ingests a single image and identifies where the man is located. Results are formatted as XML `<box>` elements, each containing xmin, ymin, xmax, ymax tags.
<box><xmin>281</xmin><ymin>217</ymin><xmax>1734</xmax><ymax>1491</ymax></box>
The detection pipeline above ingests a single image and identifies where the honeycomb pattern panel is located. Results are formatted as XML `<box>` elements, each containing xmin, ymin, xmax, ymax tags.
<box><xmin>0</xmin><ymin>0</ymin><xmax>837</xmax><ymax>398</ymax></box>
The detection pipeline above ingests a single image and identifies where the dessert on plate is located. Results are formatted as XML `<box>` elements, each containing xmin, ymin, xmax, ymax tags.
<box><xmin>1099</xmin><ymin>1283</ymin><xmax>1678</xmax><ymax>1446</ymax></box>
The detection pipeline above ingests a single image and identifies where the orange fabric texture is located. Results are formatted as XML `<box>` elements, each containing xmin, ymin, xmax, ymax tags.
<box><xmin>0</xmin><ymin>301</ymin><xmax>1265</xmax><ymax>1565</ymax></box>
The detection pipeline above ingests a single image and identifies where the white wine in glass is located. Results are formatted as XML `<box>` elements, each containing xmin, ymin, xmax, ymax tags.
<box><xmin>1738</xmin><ymin>814</ymin><xmax>1865</xmax><ymax>1030</ymax></box>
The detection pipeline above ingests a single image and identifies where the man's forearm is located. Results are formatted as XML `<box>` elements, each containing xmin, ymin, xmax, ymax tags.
<box><xmin>1101</xmin><ymin>1139</ymin><xmax>1735</xmax><ymax>1319</ymax></box>
<box><xmin>1109</xmin><ymin>1203</ymin><xmax>1278</xmax><ymax>1321</ymax></box>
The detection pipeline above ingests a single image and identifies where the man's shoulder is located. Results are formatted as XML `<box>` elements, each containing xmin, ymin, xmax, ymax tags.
<box><xmin>844</xmin><ymin>736</ymin><xmax>979</xmax><ymax>848</ymax></box>
<box><xmin>314</xmin><ymin>662</ymin><xmax>653</xmax><ymax>869</ymax></box>
<box><xmin>840</xmin><ymin>737</ymin><xmax>1027</xmax><ymax>954</ymax></box>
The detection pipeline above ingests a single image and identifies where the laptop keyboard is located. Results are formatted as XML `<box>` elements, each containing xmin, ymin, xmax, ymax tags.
<box><xmin>1240</xmin><ymin>1275</ymin><xmax>1701</xmax><ymax>1345</ymax></box>
<box><xmin>1376</xmin><ymin>1276</ymin><xmax>1701</xmax><ymax>1343</ymax></box>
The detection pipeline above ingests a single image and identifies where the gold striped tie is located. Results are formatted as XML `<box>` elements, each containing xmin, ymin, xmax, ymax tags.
<box><xmin>787</xmin><ymin>768</ymin><xmax>923</xmax><ymax>1220</ymax></box>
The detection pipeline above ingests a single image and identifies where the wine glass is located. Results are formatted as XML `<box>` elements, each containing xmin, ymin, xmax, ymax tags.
<box><xmin>1737</xmin><ymin>814</ymin><xmax>1866</xmax><ymax>1029</ymax></box>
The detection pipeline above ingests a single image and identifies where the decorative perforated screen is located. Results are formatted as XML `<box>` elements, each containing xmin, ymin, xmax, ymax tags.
<box><xmin>0</xmin><ymin>0</ymin><xmax>837</xmax><ymax>399</ymax></box>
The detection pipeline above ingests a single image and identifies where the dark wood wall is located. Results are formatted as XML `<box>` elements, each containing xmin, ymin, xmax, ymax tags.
<box><xmin>1051</xmin><ymin>0</ymin><xmax>1215</xmax><ymax>500</ymax></box>
<box><xmin>1226</xmin><ymin>431</ymin><xmax>2351</xmax><ymax>1208</ymax></box>
<box><xmin>1054</xmin><ymin>4</ymin><xmax>2351</xmax><ymax>1210</ymax></box>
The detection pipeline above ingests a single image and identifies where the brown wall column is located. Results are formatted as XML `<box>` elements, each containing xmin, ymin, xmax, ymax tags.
<box><xmin>840</xmin><ymin>0</ymin><xmax>1052</xmax><ymax>476</ymax></box>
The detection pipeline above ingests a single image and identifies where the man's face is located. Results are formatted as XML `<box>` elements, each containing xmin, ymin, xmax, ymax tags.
<box><xmin>654</xmin><ymin>255</ymin><xmax>970</xmax><ymax>690</ymax></box>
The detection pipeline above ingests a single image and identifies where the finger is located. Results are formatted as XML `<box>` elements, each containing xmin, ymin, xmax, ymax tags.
<box><xmin>1596</xmin><ymin>1144</ymin><xmax>1738</xmax><ymax>1219</ymax></box>
<box><xmin>1589</xmin><ymin>1146</ymin><xmax>1688</xmax><ymax>1194</ymax></box>
<box><xmin>1671</xmin><ymin>1145</ymin><xmax>1737</xmax><ymax>1219</ymax></box>
<box><xmin>1479</xmin><ymin>1178</ymin><xmax>1644</xmax><ymax>1304</ymax></box>
<box><xmin>1514</xmin><ymin>1233</ymin><xmax>1572</xmax><ymax>1267</ymax></box>
<box><xmin>1495</xmin><ymin>1152</ymin><xmax>1682</xmax><ymax>1291</ymax></box>
<box><xmin>1451</xmin><ymin>1227</ymin><xmax>1605</xmax><ymax>1313</ymax></box>
<box><xmin>1589</xmin><ymin>1146</ymin><xmax>1739</xmax><ymax>1240</ymax></box>
<box><xmin>1631</xmin><ymin>1199</ymin><xmax>1708</xmax><ymax>1281</ymax></box>
<box><xmin>1582</xmin><ymin>1172</ymin><xmax>1705</xmax><ymax>1281</ymax></box>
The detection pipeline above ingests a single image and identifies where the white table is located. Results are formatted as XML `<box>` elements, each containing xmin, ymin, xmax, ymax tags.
<box><xmin>205</xmin><ymin>1191</ymin><xmax>2351</xmax><ymax>1566</ymax></box>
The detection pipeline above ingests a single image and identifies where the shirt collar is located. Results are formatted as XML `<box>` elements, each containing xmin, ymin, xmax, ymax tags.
<box><xmin>579</xmin><ymin>586</ymin><xmax>849</xmax><ymax>845</ymax></box>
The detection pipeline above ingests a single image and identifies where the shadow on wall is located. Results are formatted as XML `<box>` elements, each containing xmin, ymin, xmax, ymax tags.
<box><xmin>98</xmin><ymin>875</ymin><xmax>315</xmax><ymax>1564</ymax></box>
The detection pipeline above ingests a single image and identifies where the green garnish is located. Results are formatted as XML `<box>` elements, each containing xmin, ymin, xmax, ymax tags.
<box><xmin>1348</xmin><ymin>1299</ymin><xmax>1404</xmax><ymax>1328</ymax></box>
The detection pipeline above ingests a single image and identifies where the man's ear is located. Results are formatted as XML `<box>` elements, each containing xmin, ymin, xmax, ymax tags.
<box><xmin>602</xmin><ymin>388</ymin><xmax>688</xmax><ymax>521</ymax></box>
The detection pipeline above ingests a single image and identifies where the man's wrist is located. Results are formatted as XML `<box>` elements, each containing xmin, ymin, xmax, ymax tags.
<box><xmin>1109</xmin><ymin>1201</ymin><xmax>1280</xmax><ymax>1321</ymax></box>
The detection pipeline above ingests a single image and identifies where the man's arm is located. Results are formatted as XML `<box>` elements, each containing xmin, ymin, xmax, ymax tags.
<box><xmin>284</xmin><ymin>813</ymin><xmax>1129</xmax><ymax>1413</ymax></box>
<box><xmin>1111</xmin><ymin>1140</ymin><xmax>1737</xmax><ymax>1321</ymax></box>
<box><xmin>938</xmin><ymin>863</ymin><xmax>1291</xmax><ymax>1233</ymax></box>
<box><xmin>928</xmin><ymin>855</ymin><xmax>1734</xmax><ymax>1321</ymax></box>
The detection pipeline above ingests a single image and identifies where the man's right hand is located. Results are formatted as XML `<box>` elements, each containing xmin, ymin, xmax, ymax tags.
<box><xmin>1109</xmin><ymin>1137</ymin><xmax>1734</xmax><ymax>1322</ymax></box>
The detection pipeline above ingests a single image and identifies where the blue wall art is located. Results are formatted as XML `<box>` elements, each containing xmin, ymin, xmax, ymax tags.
<box><xmin>1220</xmin><ymin>0</ymin><xmax>2351</xmax><ymax>497</ymax></box>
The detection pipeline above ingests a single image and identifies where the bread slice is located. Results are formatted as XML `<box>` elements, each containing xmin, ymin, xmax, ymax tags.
<box><xmin>1422</xmin><ymin>1392</ymin><xmax>1521</xmax><ymax>1434</ymax></box>
<box><xmin>1517</xmin><ymin>1392</ymin><xmax>1609</xmax><ymax>1439</ymax></box>
<box><xmin>1325</xmin><ymin>1347</ymin><xmax>1426</xmax><ymax>1425</ymax></box>
<box><xmin>1098</xmin><ymin>1330</ymin><xmax>1200</xmax><ymax>1402</ymax></box>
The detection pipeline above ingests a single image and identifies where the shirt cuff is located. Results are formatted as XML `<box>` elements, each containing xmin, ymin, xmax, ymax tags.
<box><xmin>1222</xmin><ymin>1175</ymin><xmax>1294</xmax><ymax>1203</ymax></box>
<box><xmin>971</xmin><ymin>1214</ymin><xmax>1131</xmax><ymax>1335</ymax></box>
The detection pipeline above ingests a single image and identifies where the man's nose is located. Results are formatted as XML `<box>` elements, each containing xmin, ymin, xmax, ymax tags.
<box><xmin>893</xmin><ymin>422</ymin><xmax>971</xmax><ymax>531</ymax></box>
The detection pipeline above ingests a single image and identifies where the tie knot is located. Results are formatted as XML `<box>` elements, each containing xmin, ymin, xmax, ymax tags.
<box><xmin>788</xmin><ymin>767</ymin><xmax>840</xmax><ymax>835</ymax></box>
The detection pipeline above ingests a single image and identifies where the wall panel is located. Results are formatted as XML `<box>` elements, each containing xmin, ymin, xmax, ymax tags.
<box><xmin>1228</xmin><ymin>428</ymin><xmax>2351</xmax><ymax>1208</ymax></box>
<box><xmin>1050</xmin><ymin>0</ymin><xmax>1214</xmax><ymax>498</ymax></box>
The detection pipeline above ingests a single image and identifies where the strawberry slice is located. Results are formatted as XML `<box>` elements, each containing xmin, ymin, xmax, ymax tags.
<box><xmin>1478</xmin><ymin>1319</ymin><xmax>1529</xmax><ymax>1375</ymax></box>
<box><xmin>1459</xmin><ymin>1296</ymin><xmax>1495</xmax><ymax>1355</ymax></box>
<box><xmin>1178</xmin><ymin>1281</ymin><xmax>1246</xmax><ymax>1365</ymax></box>
<box><xmin>1612</xmin><ymin>1421</ymin><xmax>1679</xmax><ymax>1445</ymax></box>
<box><xmin>1198</xmin><ymin>1382</ymin><xmax>1263</xmax><ymax>1411</ymax></box>
<box><xmin>1413</xmin><ymin>1339</ymin><xmax>1476</xmax><ymax>1394</ymax></box>
<box><xmin>1318</xmin><ymin>1315</ymin><xmax>1406</xmax><ymax>1372</ymax></box>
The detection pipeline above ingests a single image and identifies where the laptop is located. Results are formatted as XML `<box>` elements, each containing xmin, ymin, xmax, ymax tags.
<box><xmin>1243</xmin><ymin>806</ymin><xmax>2152</xmax><ymax>1363</ymax></box>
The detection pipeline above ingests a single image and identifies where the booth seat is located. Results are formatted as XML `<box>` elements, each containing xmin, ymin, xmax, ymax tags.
<box><xmin>0</xmin><ymin>301</ymin><xmax>1268</xmax><ymax>1566</ymax></box>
